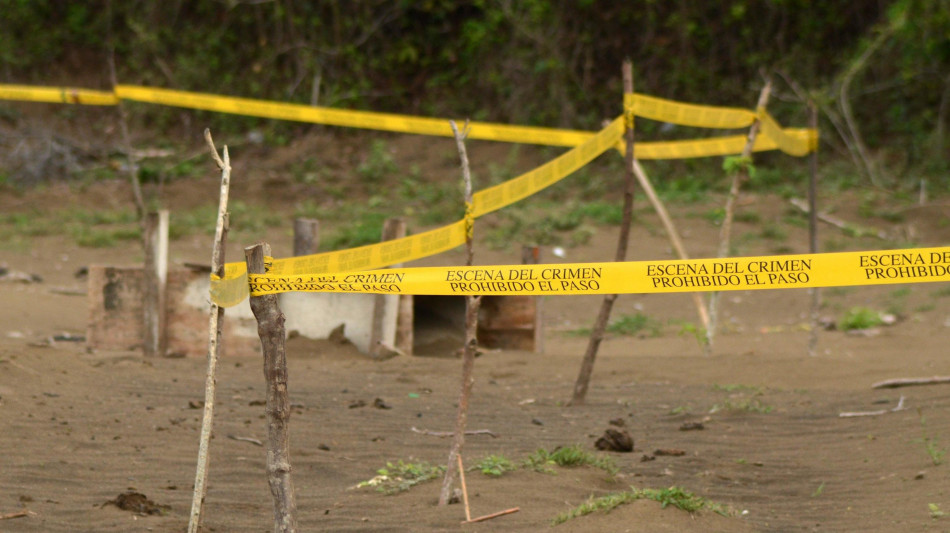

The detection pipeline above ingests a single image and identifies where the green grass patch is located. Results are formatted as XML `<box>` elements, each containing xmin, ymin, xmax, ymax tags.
<box><xmin>552</xmin><ymin>486</ymin><xmax>730</xmax><ymax>525</ymax></box>
<box><xmin>606</xmin><ymin>313</ymin><xmax>663</xmax><ymax>337</ymax></box>
<box><xmin>839</xmin><ymin>307</ymin><xmax>884</xmax><ymax>330</ymax></box>
<box><xmin>524</xmin><ymin>445</ymin><xmax>618</xmax><ymax>475</ymax></box>
<box><xmin>566</xmin><ymin>312</ymin><xmax>662</xmax><ymax>338</ymax></box>
<box><xmin>70</xmin><ymin>226</ymin><xmax>141</xmax><ymax>248</ymax></box>
<box><xmin>710</xmin><ymin>397</ymin><xmax>774</xmax><ymax>414</ymax></box>
<box><xmin>355</xmin><ymin>460</ymin><xmax>444</xmax><ymax>494</ymax></box>
<box><xmin>357</xmin><ymin>139</ymin><xmax>398</xmax><ymax>183</ymax></box>
<box><xmin>321</xmin><ymin>212</ymin><xmax>387</xmax><ymax>250</ymax></box>
<box><xmin>712</xmin><ymin>384</ymin><xmax>764</xmax><ymax>394</ymax></box>
<box><xmin>471</xmin><ymin>454</ymin><xmax>516</xmax><ymax>477</ymax></box>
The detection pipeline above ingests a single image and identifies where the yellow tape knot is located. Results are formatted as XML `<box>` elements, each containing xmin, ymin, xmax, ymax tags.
<box><xmin>464</xmin><ymin>202</ymin><xmax>474</xmax><ymax>240</ymax></box>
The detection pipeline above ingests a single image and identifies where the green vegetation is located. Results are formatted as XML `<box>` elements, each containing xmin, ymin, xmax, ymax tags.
<box><xmin>710</xmin><ymin>397</ymin><xmax>774</xmax><ymax>415</ymax></box>
<box><xmin>355</xmin><ymin>460</ymin><xmax>444</xmax><ymax>495</ymax></box>
<box><xmin>839</xmin><ymin>307</ymin><xmax>884</xmax><ymax>330</ymax></box>
<box><xmin>930</xmin><ymin>503</ymin><xmax>945</xmax><ymax>520</ymax></box>
<box><xmin>568</xmin><ymin>312</ymin><xmax>663</xmax><ymax>338</ymax></box>
<box><xmin>321</xmin><ymin>212</ymin><xmax>387</xmax><ymax>251</ymax></box>
<box><xmin>357</xmin><ymin>140</ymin><xmax>398</xmax><ymax>184</ymax></box>
<box><xmin>811</xmin><ymin>482</ymin><xmax>826</xmax><ymax>498</ymax></box>
<box><xmin>552</xmin><ymin>486</ymin><xmax>730</xmax><ymax>525</ymax></box>
<box><xmin>357</xmin><ymin>446</ymin><xmax>620</xmax><ymax>498</ymax></box>
<box><xmin>471</xmin><ymin>454</ymin><xmax>516</xmax><ymax>477</ymax></box>
<box><xmin>712</xmin><ymin>384</ymin><xmax>764</xmax><ymax>394</ymax></box>
<box><xmin>0</xmin><ymin>1</ymin><xmax>944</xmax><ymax>192</ymax></box>
<box><xmin>607</xmin><ymin>313</ymin><xmax>663</xmax><ymax>337</ymax></box>
<box><xmin>524</xmin><ymin>445</ymin><xmax>618</xmax><ymax>475</ymax></box>
<box><xmin>710</xmin><ymin>384</ymin><xmax>774</xmax><ymax>414</ymax></box>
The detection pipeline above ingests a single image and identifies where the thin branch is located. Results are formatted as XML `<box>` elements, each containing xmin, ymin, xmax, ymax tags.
<box><xmin>439</xmin><ymin>119</ymin><xmax>481</xmax><ymax>507</ymax></box>
<box><xmin>465</xmin><ymin>508</ymin><xmax>520</xmax><ymax>524</ymax></box>
<box><xmin>872</xmin><ymin>377</ymin><xmax>950</xmax><ymax>389</ymax></box>
<box><xmin>839</xmin><ymin>396</ymin><xmax>907</xmax><ymax>417</ymax></box>
<box><xmin>187</xmin><ymin>129</ymin><xmax>232</xmax><ymax>533</ymax></box>
<box><xmin>411</xmin><ymin>426</ymin><xmax>498</xmax><ymax>439</ymax></box>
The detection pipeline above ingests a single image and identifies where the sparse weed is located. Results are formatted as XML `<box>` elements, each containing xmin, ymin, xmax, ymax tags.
<box><xmin>524</xmin><ymin>445</ymin><xmax>618</xmax><ymax>475</ymax></box>
<box><xmin>712</xmin><ymin>384</ymin><xmax>764</xmax><ymax>394</ymax></box>
<box><xmin>322</xmin><ymin>212</ymin><xmax>387</xmax><ymax>250</ymax></box>
<box><xmin>357</xmin><ymin>139</ymin><xmax>398</xmax><ymax>183</ymax></box>
<box><xmin>734</xmin><ymin>210</ymin><xmax>761</xmax><ymax>224</ymax></box>
<box><xmin>710</xmin><ymin>397</ymin><xmax>774</xmax><ymax>414</ymax></box>
<box><xmin>356</xmin><ymin>460</ymin><xmax>444</xmax><ymax>494</ymax></box>
<box><xmin>607</xmin><ymin>313</ymin><xmax>663</xmax><ymax>337</ymax></box>
<box><xmin>930</xmin><ymin>503</ymin><xmax>945</xmax><ymax>519</ymax></box>
<box><xmin>552</xmin><ymin>486</ymin><xmax>729</xmax><ymax>525</ymax></box>
<box><xmin>702</xmin><ymin>207</ymin><xmax>726</xmax><ymax>226</ymax></box>
<box><xmin>839</xmin><ymin>307</ymin><xmax>884</xmax><ymax>331</ymax></box>
<box><xmin>759</xmin><ymin>223</ymin><xmax>788</xmax><ymax>241</ymax></box>
<box><xmin>472</xmin><ymin>454</ymin><xmax>516</xmax><ymax>477</ymax></box>
<box><xmin>672</xmin><ymin>320</ymin><xmax>708</xmax><ymax>347</ymax></box>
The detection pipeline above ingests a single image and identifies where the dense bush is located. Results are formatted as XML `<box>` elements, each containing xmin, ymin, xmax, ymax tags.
<box><xmin>0</xmin><ymin>0</ymin><xmax>947</xmax><ymax>186</ymax></box>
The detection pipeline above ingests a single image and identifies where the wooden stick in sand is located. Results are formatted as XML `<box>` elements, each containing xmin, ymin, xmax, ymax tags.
<box><xmin>187</xmin><ymin>129</ymin><xmax>231</xmax><ymax>533</ymax></box>
<box><xmin>246</xmin><ymin>242</ymin><xmax>298</xmax><ymax>532</ymax></box>
<box><xmin>0</xmin><ymin>510</ymin><xmax>35</xmax><ymax>520</ymax></box>
<box><xmin>571</xmin><ymin>59</ymin><xmax>636</xmax><ymax>406</ymax></box>
<box><xmin>631</xmin><ymin>159</ymin><xmax>709</xmax><ymax>330</ymax></box>
<box><xmin>706</xmin><ymin>79</ymin><xmax>772</xmax><ymax>353</ymax></box>
<box><xmin>439</xmin><ymin>120</ymin><xmax>481</xmax><ymax>506</ymax></box>
<box><xmin>807</xmin><ymin>103</ymin><xmax>821</xmax><ymax>356</ymax></box>
<box><xmin>457</xmin><ymin>454</ymin><xmax>471</xmax><ymax>522</ymax></box>
<box><xmin>457</xmin><ymin>454</ymin><xmax>520</xmax><ymax>524</ymax></box>
<box><xmin>872</xmin><ymin>377</ymin><xmax>950</xmax><ymax>389</ymax></box>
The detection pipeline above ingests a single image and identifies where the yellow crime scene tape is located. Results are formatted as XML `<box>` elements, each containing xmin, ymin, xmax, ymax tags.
<box><xmin>0</xmin><ymin>84</ymin><xmax>119</xmax><ymax>106</ymax></box>
<box><xmin>0</xmin><ymin>84</ymin><xmax>816</xmax><ymax>156</ymax></box>
<box><xmin>0</xmin><ymin>83</ymin><xmax>822</xmax><ymax>307</ymax></box>
<box><xmin>210</xmin><ymin>117</ymin><xmax>626</xmax><ymax>307</ymax></box>
<box><xmin>247</xmin><ymin>247</ymin><xmax>950</xmax><ymax>297</ymax></box>
<box><xmin>113</xmin><ymin>85</ymin><xmax>596</xmax><ymax>148</ymax></box>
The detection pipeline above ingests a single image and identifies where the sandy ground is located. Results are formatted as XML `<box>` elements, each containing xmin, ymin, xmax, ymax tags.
<box><xmin>2</xmin><ymin>150</ymin><xmax>950</xmax><ymax>532</ymax></box>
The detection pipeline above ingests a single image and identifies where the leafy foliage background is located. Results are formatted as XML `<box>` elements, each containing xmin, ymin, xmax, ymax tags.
<box><xmin>1</xmin><ymin>0</ymin><xmax>947</xmax><ymax>185</ymax></box>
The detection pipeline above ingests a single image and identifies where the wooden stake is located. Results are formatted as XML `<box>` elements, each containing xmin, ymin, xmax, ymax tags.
<box><xmin>631</xmin><ymin>159</ymin><xmax>709</xmax><ymax>330</ymax></box>
<box><xmin>246</xmin><ymin>242</ymin><xmax>298</xmax><ymax>533</ymax></box>
<box><xmin>0</xmin><ymin>510</ymin><xmax>34</xmax><ymax>520</ymax></box>
<box><xmin>439</xmin><ymin>119</ymin><xmax>481</xmax><ymax>506</ymax></box>
<box><xmin>522</xmin><ymin>245</ymin><xmax>544</xmax><ymax>353</ymax></box>
<box><xmin>706</xmin><ymin>80</ymin><xmax>772</xmax><ymax>353</ymax></box>
<box><xmin>143</xmin><ymin>210</ymin><xmax>169</xmax><ymax>357</ymax></box>
<box><xmin>807</xmin><ymin>103</ymin><xmax>821</xmax><ymax>356</ymax></box>
<box><xmin>839</xmin><ymin>396</ymin><xmax>906</xmax><ymax>417</ymax></box>
<box><xmin>872</xmin><ymin>376</ymin><xmax>950</xmax><ymax>389</ymax></box>
<box><xmin>370</xmin><ymin>218</ymin><xmax>407</xmax><ymax>359</ymax></box>
<box><xmin>457</xmin><ymin>454</ymin><xmax>471</xmax><ymax>522</ymax></box>
<box><xmin>465</xmin><ymin>507</ymin><xmax>520</xmax><ymax>524</ymax></box>
<box><xmin>187</xmin><ymin>130</ymin><xmax>231</xmax><ymax>533</ymax></box>
<box><xmin>292</xmin><ymin>218</ymin><xmax>320</xmax><ymax>256</ymax></box>
<box><xmin>571</xmin><ymin>59</ymin><xmax>636</xmax><ymax>406</ymax></box>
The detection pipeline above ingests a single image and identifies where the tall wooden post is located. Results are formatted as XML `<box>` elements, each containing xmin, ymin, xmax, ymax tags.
<box><xmin>706</xmin><ymin>80</ymin><xmax>772</xmax><ymax>353</ymax></box>
<box><xmin>522</xmin><ymin>245</ymin><xmax>544</xmax><ymax>353</ymax></box>
<box><xmin>439</xmin><ymin>120</ymin><xmax>480</xmax><ymax>506</ymax></box>
<box><xmin>292</xmin><ymin>218</ymin><xmax>320</xmax><ymax>256</ymax></box>
<box><xmin>570</xmin><ymin>60</ymin><xmax>636</xmax><ymax>406</ymax></box>
<box><xmin>807</xmin><ymin>104</ymin><xmax>821</xmax><ymax>356</ymax></box>
<box><xmin>188</xmin><ymin>130</ymin><xmax>231</xmax><ymax>533</ymax></box>
<box><xmin>246</xmin><ymin>242</ymin><xmax>298</xmax><ymax>533</ymax></box>
<box><xmin>371</xmin><ymin>218</ymin><xmax>408</xmax><ymax>358</ymax></box>
<box><xmin>143</xmin><ymin>209</ymin><xmax>169</xmax><ymax>357</ymax></box>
